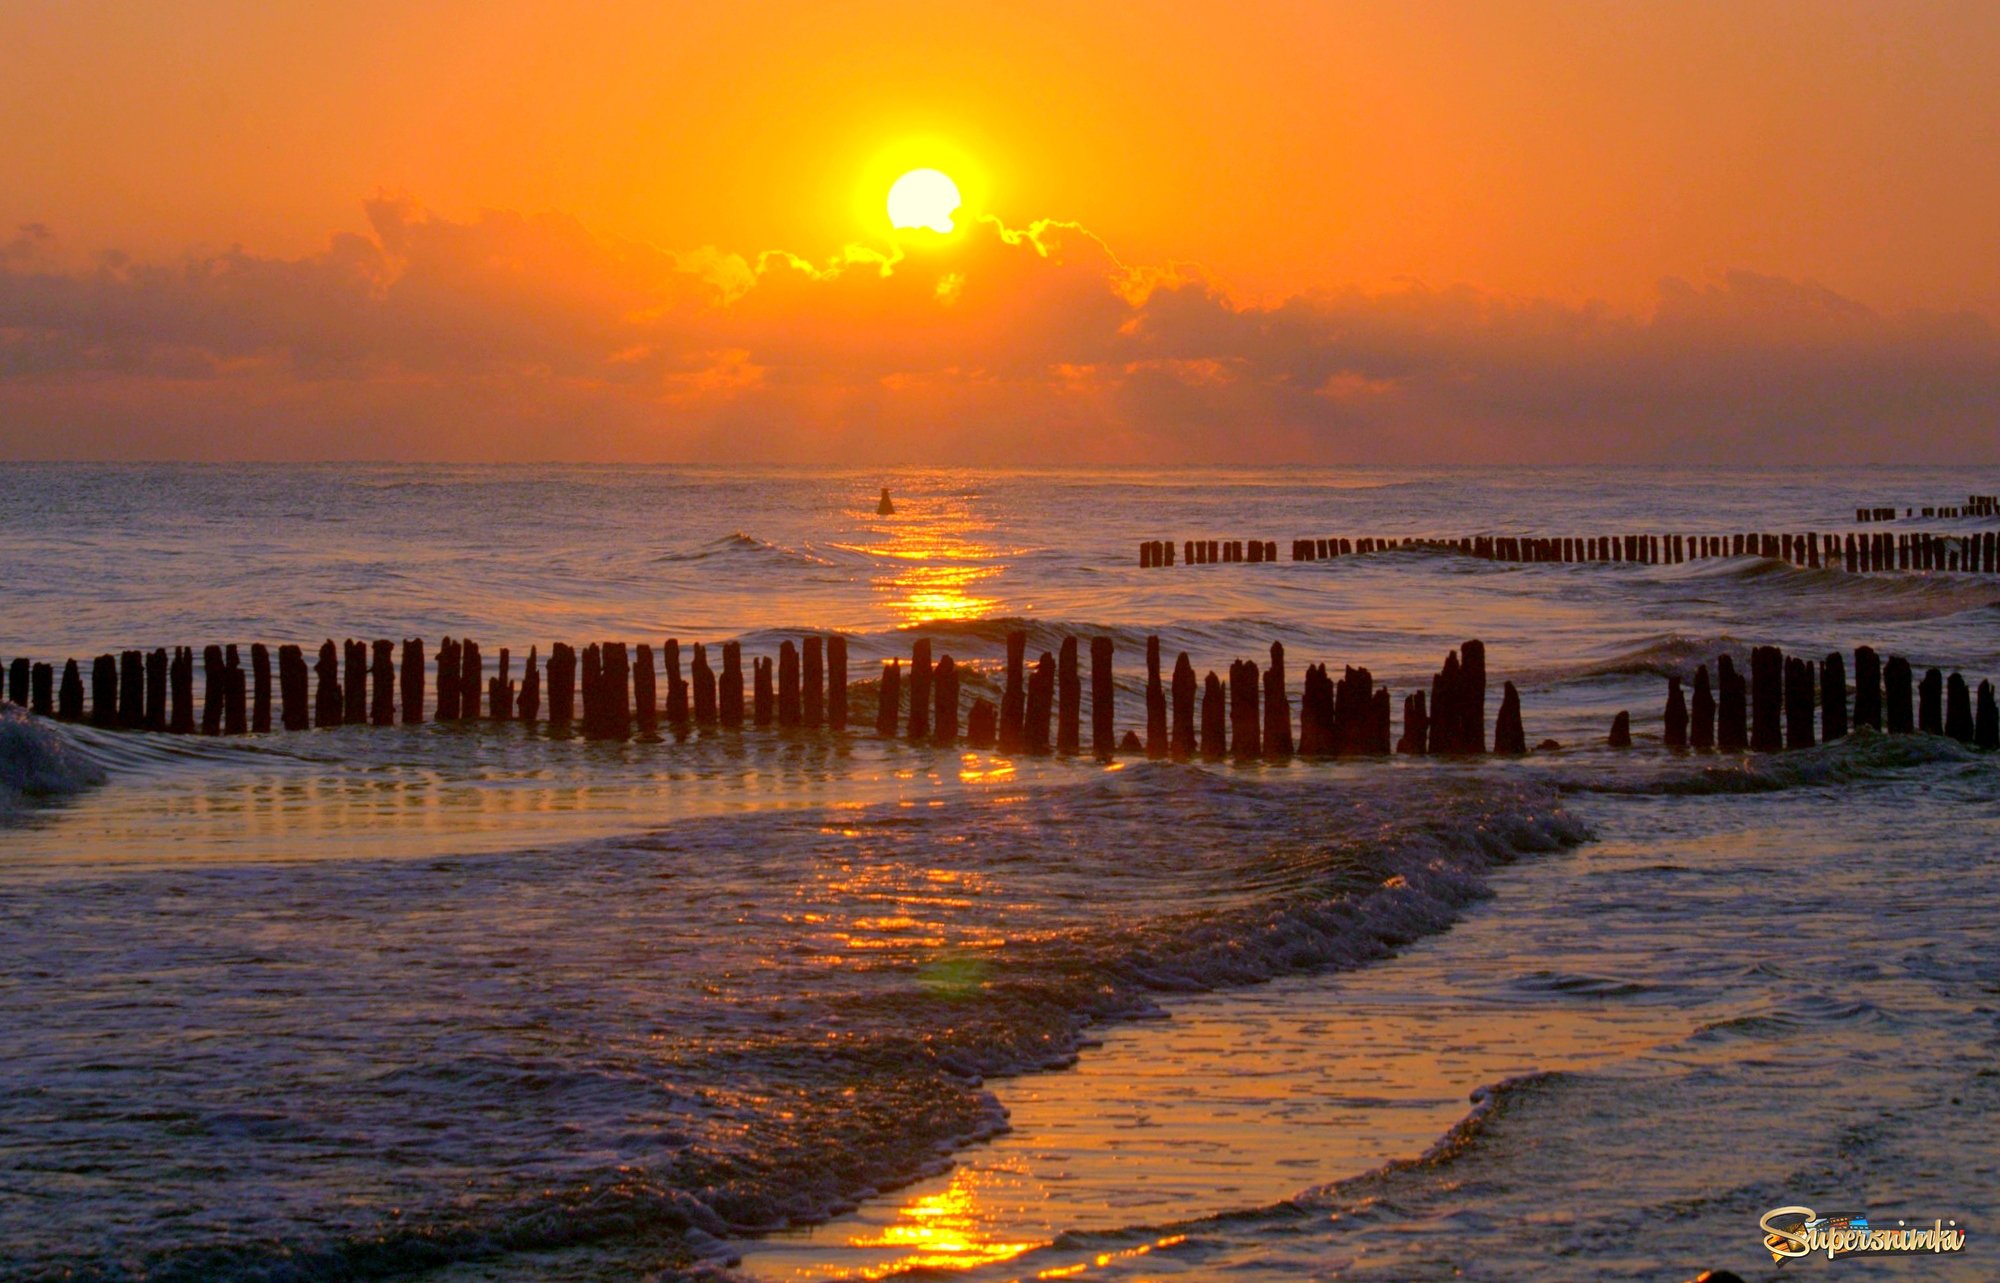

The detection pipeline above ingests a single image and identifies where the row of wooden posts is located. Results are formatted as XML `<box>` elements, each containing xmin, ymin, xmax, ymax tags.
<box><xmin>1856</xmin><ymin>495</ymin><xmax>1997</xmax><ymax>522</ymax></box>
<box><xmin>4</xmin><ymin>636</ymin><xmax>1525</xmax><ymax>761</ymax></box>
<box><xmin>1613</xmin><ymin>646</ymin><xmax>2000</xmax><ymax>752</ymax></box>
<box><xmin>1140</xmin><ymin>529</ymin><xmax>2000</xmax><ymax>574</ymax></box>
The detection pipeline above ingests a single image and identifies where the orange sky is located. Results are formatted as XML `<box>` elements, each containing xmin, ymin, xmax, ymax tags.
<box><xmin>2</xmin><ymin>1</ymin><xmax>1997</xmax><ymax>462</ymax></box>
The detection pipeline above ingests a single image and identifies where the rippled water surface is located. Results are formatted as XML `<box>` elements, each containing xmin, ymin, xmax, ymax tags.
<box><xmin>1</xmin><ymin>464</ymin><xmax>1996</xmax><ymax>1282</ymax></box>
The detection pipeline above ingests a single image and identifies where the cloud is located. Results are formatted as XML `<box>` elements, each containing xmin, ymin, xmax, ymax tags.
<box><xmin>0</xmin><ymin>200</ymin><xmax>1994</xmax><ymax>462</ymax></box>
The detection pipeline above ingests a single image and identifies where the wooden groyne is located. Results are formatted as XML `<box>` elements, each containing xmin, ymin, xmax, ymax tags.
<box><xmin>1141</xmin><ymin>529</ymin><xmax>2000</xmax><ymax>573</ymax></box>
<box><xmin>1856</xmin><ymin>494</ymin><xmax>1998</xmax><ymax>521</ymax></box>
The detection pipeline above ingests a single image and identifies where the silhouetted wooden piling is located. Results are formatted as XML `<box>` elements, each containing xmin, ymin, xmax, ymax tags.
<box><xmin>665</xmin><ymin>640</ymin><xmax>689</xmax><ymax>728</ymax></box>
<box><xmin>520</xmin><ymin>646</ymin><xmax>541</xmax><ymax>723</ymax></box>
<box><xmin>92</xmin><ymin>654</ymin><xmax>118</xmax><ymax>728</ymax></box>
<box><xmin>1784</xmin><ymin>656</ymin><xmax>1815</xmax><ymax>749</ymax></box>
<box><xmin>147</xmin><ymin>648</ymin><xmax>169</xmax><ymax>731</ymax></box>
<box><xmin>1853</xmin><ymin>646</ymin><xmax>1882</xmax><ymax>730</ymax></box>
<box><xmin>1393</xmin><ymin>686</ymin><xmax>1424</xmax><ymax>755</ymax></box>
<box><xmin>1027</xmin><ymin>652</ymin><xmax>1055</xmax><ymax>753</ymax></box>
<box><xmin>247</xmin><ymin>643</ymin><xmax>268</xmax><ymax>733</ymax></box>
<box><xmin>1664</xmin><ymin>675</ymin><xmax>1688</xmax><ymax>748</ymax></box>
<box><xmin>1608</xmin><ymin>710</ymin><xmax>1632</xmax><ymax>747</ymax></box>
<box><xmin>828</xmin><ymin>636</ymin><xmax>847</xmax><ymax>731</ymax></box>
<box><xmin>580</xmin><ymin>644</ymin><xmax>602</xmax><ymax>732</ymax></box>
<box><xmin>1494</xmin><ymin>681</ymin><xmax>1526</xmax><ymax>754</ymax></box>
<box><xmin>634</xmin><ymin>643</ymin><xmax>659</xmax><ymax>736</ymax></box>
<box><xmin>1821</xmin><ymin>652</ymin><xmax>1847</xmax><ymax>740</ymax></box>
<box><xmin>1945</xmin><ymin>673</ymin><xmax>1974</xmax><ymax>742</ymax></box>
<box><xmin>1918</xmin><ymin>667</ymin><xmax>1943</xmax><ymax>735</ymax></box>
<box><xmin>754</xmin><ymin>655</ymin><xmax>774</xmax><ymax>726</ymax></box>
<box><xmin>874</xmin><ymin>659</ymin><xmax>898</xmax><ymax>736</ymax></box>
<box><xmin>456</xmin><ymin>640</ymin><xmax>482</xmax><ymax>721</ymax></box>
<box><xmin>548</xmin><ymin>643</ymin><xmax>576</xmax><ymax>728</ymax></box>
<box><xmin>1748</xmin><ymin>646</ymin><xmax>1783</xmax><ymax>752</ymax></box>
<box><xmin>1331</xmin><ymin>666</ymin><xmax>1376</xmax><ymax>756</ymax></box>
<box><xmin>1057</xmin><ymin>636</ymin><xmax>1081</xmax><ymax>754</ymax></box>
<box><xmin>1001</xmin><ymin>631</ymin><xmax>1027</xmax><ymax>753</ymax></box>
<box><xmin>7</xmin><ymin>657</ymin><xmax>24</xmax><ymax>708</ymax></box>
<box><xmin>119</xmin><ymin>650</ymin><xmax>143</xmax><ymax>729</ymax></box>
<box><xmin>1091</xmin><ymin>637</ymin><xmax>1114</xmax><ymax>759</ymax></box>
<box><xmin>778</xmin><ymin>641</ymin><xmax>800</xmax><ymax>727</ymax></box>
<box><xmin>276</xmin><ymin>645</ymin><xmax>305</xmax><ymax>731</ymax></box>
<box><xmin>1229</xmin><ymin>659</ymin><xmax>1261</xmax><ymax>759</ymax></box>
<box><xmin>933</xmin><ymin>655</ymin><xmax>959</xmax><ymax>745</ymax></box>
<box><xmin>223</xmin><ymin>645</ymin><xmax>246</xmax><ymax>735</ymax></box>
<box><xmin>312</xmin><ymin>641</ymin><xmax>340</xmax><ymax>728</ymax></box>
<box><xmin>400</xmin><ymin>639</ymin><xmax>424</xmax><ymax>726</ymax></box>
<box><xmin>371</xmin><ymin>640</ymin><xmax>395</xmax><ymax>726</ymax></box>
<box><xmin>1715</xmin><ymin>655</ymin><xmax>1747</xmax><ymax>750</ymax></box>
<box><xmin>437</xmin><ymin>638</ymin><xmax>461</xmax><ymax>722</ymax></box>
<box><xmin>340</xmin><ymin>640</ymin><xmax>365</xmax><ymax>725</ymax></box>
<box><xmin>1884</xmin><ymin>656</ymin><xmax>1914</xmax><ymax>733</ymax></box>
<box><xmin>32</xmin><ymin>661</ymin><xmax>54</xmax><ymax>717</ymax></box>
<box><xmin>1264</xmin><ymin>642</ymin><xmax>1292</xmax><ymax>758</ymax></box>
<box><xmin>59</xmin><ymin>659</ymin><xmax>83</xmax><ymax>721</ymax></box>
<box><xmin>907</xmin><ymin>639</ymin><xmax>931</xmax><ymax>742</ymax></box>
<box><xmin>720</xmin><ymin>642</ymin><xmax>743</xmax><ymax>728</ymax></box>
<box><xmin>693</xmin><ymin>643</ymin><xmax>717</xmax><ymax>727</ymax></box>
<box><xmin>1201</xmin><ymin>672</ymin><xmax>1226</xmax><ymax>757</ymax></box>
<box><xmin>487</xmin><ymin>646</ymin><xmax>514</xmax><ymax>722</ymax></box>
<box><xmin>1145</xmin><ymin>637</ymin><xmax>1167</xmax><ymax>758</ymax></box>
<box><xmin>1977</xmin><ymin>680</ymin><xmax>1999</xmax><ymax>750</ymax></box>
<box><xmin>805</xmin><ymin>636</ymin><xmax>825</xmax><ymax>728</ymax></box>
<box><xmin>967</xmin><ymin>696</ymin><xmax>996</xmax><ymax>748</ymax></box>
<box><xmin>603</xmin><ymin>642</ymin><xmax>630</xmax><ymax>739</ymax></box>
<box><xmin>1171</xmin><ymin>653</ymin><xmax>1197</xmax><ymax>758</ymax></box>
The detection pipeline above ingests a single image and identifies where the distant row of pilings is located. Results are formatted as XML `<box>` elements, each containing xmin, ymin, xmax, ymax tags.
<box><xmin>5</xmin><ymin>634</ymin><xmax>1517</xmax><ymax>760</ymax></box>
<box><xmin>1139</xmin><ymin>529</ymin><xmax>2000</xmax><ymax>573</ymax></box>
<box><xmin>1856</xmin><ymin>494</ymin><xmax>1998</xmax><ymax>521</ymax></box>
<box><xmin>1614</xmin><ymin>646</ymin><xmax>2000</xmax><ymax>753</ymax></box>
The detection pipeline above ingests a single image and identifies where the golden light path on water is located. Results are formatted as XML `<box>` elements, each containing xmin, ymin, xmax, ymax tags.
<box><xmin>853</xmin><ymin>489</ymin><xmax>1007</xmax><ymax>625</ymax></box>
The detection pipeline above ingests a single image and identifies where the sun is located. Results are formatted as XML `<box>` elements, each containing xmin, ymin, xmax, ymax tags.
<box><xmin>887</xmin><ymin>169</ymin><xmax>962</xmax><ymax>234</ymax></box>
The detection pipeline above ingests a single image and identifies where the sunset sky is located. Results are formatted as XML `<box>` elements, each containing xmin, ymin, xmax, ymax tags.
<box><xmin>3</xmin><ymin>0</ymin><xmax>1997</xmax><ymax>463</ymax></box>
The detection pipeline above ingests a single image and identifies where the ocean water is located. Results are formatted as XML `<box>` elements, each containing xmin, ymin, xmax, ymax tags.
<box><xmin>1</xmin><ymin>463</ymin><xmax>1996</xmax><ymax>1282</ymax></box>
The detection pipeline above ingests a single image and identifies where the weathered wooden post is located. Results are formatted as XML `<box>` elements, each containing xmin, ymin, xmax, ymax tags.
<box><xmin>400</xmin><ymin>639</ymin><xmax>424</xmax><ymax>726</ymax></box>
<box><xmin>1494</xmin><ymin>682</ymin><xmax>1526</xmax><ymax>754</ymax></box>
<box><xmin>371</xmin><ymin>640</ymin><xmax>395</xmax><ymax>726</ymax></box>
<box><xmin>1784</xmin><ymin>656</ymin><xmax>1815</xmax><ymax>749</ymax></box>
<box><xmin>1977</xmin><ymin>680</ymin><xmax>1999</xmax><ymax>750</ymax></box>
<box><xmin>1263</xmin><ymin>642</ymin><xmax>1292</xmax><ymax>757</ymax></box>
<box><xmin>967</xmin><ymin>697</ymin><xmax>997</xmax><ymax>748</ymax></box>
<box><xmin>1090</xmin><ymin>636</ymin><xmax>1114</xmax><ymax>759</ymax></box>
<box><xmin>1171</xmin><ymin>653</ymin><xmax>1197</xmax><ymax>758</ymax></box>
<box><xmin>692</xmin><ymin>643</ymin><xmax>717</xmax><ymax>727</ymax></box>
<box><xmin>94</xmin><ymin>654</ymin><xmax>121</xmax><ymax>728</ymax></box>
<box><xmin>603</xmin><ymin>642</ymin><xmax>630</xmax><ymax>738</ymax></box>
<box><xmin>1608</xmin><ymin>710</ymin><xmax>1632</xmax><ymax>747</ymax></box>
<box><xmin>874</xmin><ymin>659</ymin><xmax>898</xmax><ymax>736</ymax></box>
<box><xmin>907</xmin><ymin>639</ymin><xmax>931</xmax><ymax>742</ymax></box>
<box><xmin>1917</xmin><ymin>667</ymin><xmax>1943</xmax><ymax>735</ymax></box>
<box><xmin>248</xmin><ymin>643</ymin><xmax>270</xmax><ymax>733</ymax></box>
<box><xmin>314</xmin><ymin>641</ymin><xmax>342</xmax><ymax>728</ymax></box>
<box><xmin>223</xmin><ymin>645</ymin><xmax>247</xmax><ymax>735</ymax></box>
<box><xmin>1201</xmin><ymin>671</ymin><xmax>1226</xmax><ymax>757</ymax></box>
<box><xmin>1749</xmin><ymin>646</ymin><xmax>1784</xmax><ymax>752</ymax></box>
<box><xmin>1884</xmin><ymin>656</ymin><xmax>1914</xmax><ymax>733</ymax></box>
<box><xmin>720</xmin><ymin>641</ymin><xmax>743</xmax><ymax>728</ymax></box>
<box><xmin>933</xmin><ymin>655</ymin><xmax>959</xmax><ymax>745</ymax></box>
<box><xmin>1026</xmin><ymin>652</ymin><xmax>1055</xmax><ymax>753</ymax></box>
<box><xmin>6</xmin><ymin>657</ymin><xmax>24</xmax><ymax>708</ymax></box>
<box><xmin>828</xmin><ymin>636</ymin><xmax>848</xmax><ymax>731</ymax></box>
<box><xmin>805</xmin><ymin>636</ymin><xmax>825</xmax><ymax>728</ymax></box>
<box><xmin>778</xmin><ymin>641</ymin><xmax>800</xmax><ymax>727</ymax></box>
<box><xmin>1145</xmin><ymin>637</ymin><xmax>1167</xmax><ymax>758</ymax></box>
<box><xmin>487</xmin><ymin>646</ymin><xmax>513</xmax><ymax>722</ymax></box>
<box><xmin>580</xmin><ymin>644</ymin><xmax>602</xmax><ymax>734</ymax></box>
<box><xmin>665</xmin><ymin>640</ymin><xmax>689</xmax><ymax>728</ymax></box>
<box><xmin>277</xmin><ymin>645</ymin><xmax>305</xmax><ymax>731</ymax></box>
<box><xmin>1692</xmin><ymin>664</ymin><xmax>1717</xmax><ymax>749</ymax></box>
<box><xmin>754</xmin><ymin>655</ymin><xmax>775</xmax><ymax>726</ymax></box>
<box><xmin>520</xmin><ymin>646</ymin><xmax>541</xmax><ymax>723</ymax></box>
<box><xmin>119</xmin><ymin>650</ymin><xmax>144</xmax><ymax>729</ymax></box>
<box><xmin>1945</xmin><ymin>673</ymin><xmax>1975</xmax><ymax>742</ymax></box>
<box><xmin>634</xmin><ymin>643</ymin><xmax>659</xmax><ymax>736</ymax></box>
<box><xmin>1001</xmin><ymin>631</ymin><xmax>1027</xmax><ymax>753</ymax></box>
<box><xmin>436</xmin><ymin>638</ymin><xmax>461</xmax><ymax>722</ymax></box>
<box><xmin>1229</xmin><ymin>658</ymin><xmax>1261</xmax><ymax>758</ymax></box>
<box><xmin>1821</xmin><ymin>652</ymin><xmax>1847</xmax><ymax>740</ymax></box>
<box><xmin>342</xmin><ymin>639</ymin><xmax>367</xmax><ymax>725</ymax></box>
<box><xmin>1461</xmin><ymin>640</ymin><xmax>1486</xmax><ymax>753</ymax></box>
<box><xmin>547</xmin><ymin>643</ymin><xmax>576</xmax><ymax>729</ymax></box>
<box><xmin>1664</xmin><ymin>675</ymin><xmax>1688</xmax><ymax>749</ymax></box>
<box><xmin>31</xmin><ymin>661</ymin><xmax>54</xmax><ymax>717</ymax></box>
<box><xmin>59</xmin><ymin>659</ymin><xmax>84</xmax><ymax>721</ymax></box>
<box><xmin>147</xmin><ymin>648</ymin><xmax>170</xmax><ymax>731</ymax></box>
<box><xmin>1057</xmin><ymin>636</ymin><xmax>1081</xmax><ymax>754</ymax></box>
<box><xmin>1716</xmin><ymin>655</ymin><xmax>1747</xmax><ymax>750</ymax></box>
<box><xmin>1392</xmin><ymin>686</ymin><xmax>1423</xmax><ymax>756</ymax></box>
<box><xmin>460</xmin><ymin>640</ymin><xmax>482</xmax><ymax>721</ymax></box>
<box><xmin>1853</xmin><ymin>646</ymin><xmax>1882</xmax><ymax>730</ymax></box>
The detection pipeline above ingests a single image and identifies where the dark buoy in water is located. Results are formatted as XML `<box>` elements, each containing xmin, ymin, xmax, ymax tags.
<box><xmin>876</xmin><ymin>486</ymin><xmax>895</xmax><ymax>516</ymax></box>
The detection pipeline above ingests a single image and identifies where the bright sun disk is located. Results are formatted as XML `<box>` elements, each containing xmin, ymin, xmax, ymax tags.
<box><xmin>887</xmin><ymin>168</ymin><xmax>961</xmax><ymax>234</ymax></box>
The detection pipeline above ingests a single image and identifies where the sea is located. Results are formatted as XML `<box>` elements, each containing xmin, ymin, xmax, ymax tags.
<box><xmin>1</xmin><ymin>463</ymin><xmax>1996</xmax><ymax>1282</ymax></box>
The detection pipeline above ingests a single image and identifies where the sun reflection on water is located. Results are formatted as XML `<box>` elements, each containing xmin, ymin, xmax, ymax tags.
<box><xmin>836</xmin><ymin>1166</ymin><xmax>1041</xmax><ymax>1278</ymax></box>
<box><xmin>852</xmin><ymin>488</ymin><xmax>1006</xmax><ymax>625</ymax></box>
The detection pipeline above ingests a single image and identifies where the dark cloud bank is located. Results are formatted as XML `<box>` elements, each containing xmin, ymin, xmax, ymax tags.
<box><xmin>1</xmin><ymin>199</ymin><xmax>1994</xmax><ymax>463</ymax></box>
